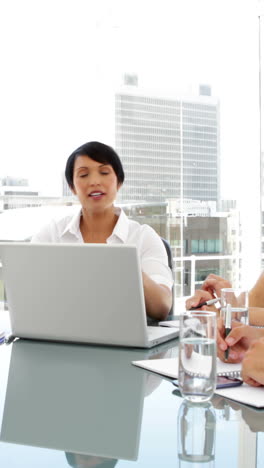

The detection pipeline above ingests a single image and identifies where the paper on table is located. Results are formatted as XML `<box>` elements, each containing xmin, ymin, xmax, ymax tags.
<box><xmin>132</xmin><ymin>358</ymin><xmax>178</xmax><ymax>378</ymax></box>
<box><xmin>159</xmin><ymin>320</ymin><xmax>180</xmax><ymax>328</ymax></box>
<box><xmin>132</xmin><ymin>357</ymin><xmax>241</xmax><ymax>380</ymax></box>
<box><xmin>132</xmin><ymin>357</ymin><xmax>264</xmax><ymax>408</ymax></box>
<box><xmin>215</xmin><ymin>384</ymin><xmax>264</xmax><ymax>408</ymax></box>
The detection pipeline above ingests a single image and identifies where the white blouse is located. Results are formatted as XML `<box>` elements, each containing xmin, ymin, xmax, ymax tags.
<box><xmin>31</xmin><ymin>206</ymin><xmax>173</xmax><ymax>290</ymax></box>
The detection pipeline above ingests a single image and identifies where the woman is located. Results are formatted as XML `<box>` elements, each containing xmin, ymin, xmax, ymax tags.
<box><xmin>32</xmin><ymin>141</ymin><xmax>173</xmax><ymax>320</ymax></box>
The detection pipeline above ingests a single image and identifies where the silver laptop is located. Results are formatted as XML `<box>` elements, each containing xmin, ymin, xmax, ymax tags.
<box><xmin>0</xmin><ymin>243</ymin><xmax>178</xmax><ymax>347</ymax></box>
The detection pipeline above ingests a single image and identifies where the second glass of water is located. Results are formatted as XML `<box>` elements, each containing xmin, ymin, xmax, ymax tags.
<box><xmin>178</xmin><ymin>311</ymin><xmax>217</xmax><ymax>403</ymax></box>
<box><xmin>220</xmin><ymin>288</ymin><xmax>249</xmax><ymax>325</ymax></box>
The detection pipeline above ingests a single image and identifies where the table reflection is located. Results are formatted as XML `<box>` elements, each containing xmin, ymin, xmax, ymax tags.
<box><xmin>0</xmin><ymin>339</ymin><xmax>173</xmax><ymax>463</ymax></box>
<box><xmin>212</xmin><ymin>395</ymin><xmax>264</xmax><ymax>433</ymax></box>
<box><xmin>65</xmin><ymin>452</ymin><xmax>118</xmax><ymax>468</ymax></box>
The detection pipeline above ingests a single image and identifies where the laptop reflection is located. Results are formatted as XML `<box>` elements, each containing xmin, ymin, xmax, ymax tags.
<box><xmin>0</xmin><ymin>339</ymin><xmax>172</xmax><ymax>462</ymax></box>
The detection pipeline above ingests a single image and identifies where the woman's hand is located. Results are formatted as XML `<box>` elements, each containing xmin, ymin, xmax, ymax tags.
<box><xmin>185</xmin><ymin>274</ymin><xmax>231</xmax><ymax>311</ymax></box>
<box><xmin>242</xmin><ymin>338</ymin><xmax>264</xmax><ymax>386</ymax></box>
<box><xmin>185</xmin><ymin>289</ymin><xmax>214</xmax><ymax>310</ymax></box>
<box><xmin>217</xmin><ymin>321</ymin><xmax>264</xmax><ymax>363</ymax></box>
<box><xmin>200</xmin><ymin>273</ymin><xmax>232</xmax><ymax>298</ymax></box>
<box><xmin>249</xmin><ymin>272</ymin><xmax>264</xmax><ymax>308</ymax></box>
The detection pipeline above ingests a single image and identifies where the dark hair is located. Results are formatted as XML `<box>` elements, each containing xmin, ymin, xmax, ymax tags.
<box><xmin>65</xmin><ymin>141</ymin><xmax>125</xmax><ymax>189</ymax></box>
<box><xmin>65</xmin><ymin>452</ymin><xmax>118</xmax><ymax>468</ymax></box>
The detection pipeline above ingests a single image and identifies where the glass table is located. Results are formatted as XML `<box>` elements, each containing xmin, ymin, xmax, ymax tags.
<box><xmin>0</xmin><ymin>313</ymin><xmax>263</xmax><ymax>468</ymax></box>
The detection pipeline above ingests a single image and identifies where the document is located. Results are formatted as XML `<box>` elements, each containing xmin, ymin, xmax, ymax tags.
<box><xmin>159</xmin><ymin>320</ymin><xmax>180</xmax><ymax>328</ymax></box>
<box><xmin>132</xmin><ymin>358</ymin><xmax>264</xmax><ymax>408</ymax></box>
<box><xmin>132</xmin><ymin>357</ymin><xmax>241</xmax><ymax>379</ymax></box>
<box><xmin>215</xmin><ymin>384</ymin><xmax>264</xmax><ymax>408</ymax></box>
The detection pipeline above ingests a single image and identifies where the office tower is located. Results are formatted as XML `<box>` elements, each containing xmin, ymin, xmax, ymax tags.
<box><xmin>0</xmin><ymin>176</ymin><xmax>38</xmax><ymax>210</ymax></box>
<box><xmin>115</xmin><ymin>83</ymin><xmax>219</xmax><ymax>204</ymax></box>
<box><xmin>62</xmin><ymin>173</ymin><xmax>73</xmax><ymax>197</ymax></box>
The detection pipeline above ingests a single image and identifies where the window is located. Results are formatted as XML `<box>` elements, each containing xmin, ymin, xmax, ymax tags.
<box><xmin>191</xmin><ymin>240</ymin><xmax>199</xmax><ymax>254</ymax></box>
<box><xmin>196</xmin><ymin>268</ymin><xmax>219</xmax><ymax>282</ymax></box>
<box><xmin>0</xmin><ymin>0</ymin><xmax>262</xmax><ymax>304</ymax></box>
<box><xmin>191</xmin><ymin>239</ymin><xmax>223</xmax><ymax>254</ymax></box>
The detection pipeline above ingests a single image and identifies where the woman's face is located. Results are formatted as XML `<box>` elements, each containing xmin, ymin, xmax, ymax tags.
<box><xmin>72</xmin><ymin>155</ymin><xmax>121</xmax><ymax>214</ymax></box>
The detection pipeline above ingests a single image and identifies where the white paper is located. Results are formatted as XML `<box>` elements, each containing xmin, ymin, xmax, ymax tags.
<box><xmin>132</xmin><ymin>358</ymin><xmax>264</xmax><ymax>408</ymax></box>
<box><xmin>132</xmin><ymin>358</ymin><xmax>179</xmax><ymax>379</ymax></box>
<box><xmin>132</xmin><ymin>357</ymin><xmax>241</xmax><ymax>380</ymax></box>
<box><xmin>159</xmin><ymin>320</ymin><xmax>180</xmax><ymax>328</ymax></box>
<box><xmin>215</xmin><ymin>385</ymin><xmax>264</xmax><ymax>408</ymax></box>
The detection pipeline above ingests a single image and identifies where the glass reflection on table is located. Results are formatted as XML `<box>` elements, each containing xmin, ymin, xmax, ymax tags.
<box><xmin>177</xmin><ymin>400</ymin><xmax>216</xmax><ymax>467</ymax></box>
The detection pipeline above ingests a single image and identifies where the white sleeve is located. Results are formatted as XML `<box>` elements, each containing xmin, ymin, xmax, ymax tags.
<box><xmin>139</xmin><ymin>226</ymin><xmax>173</xmax><ymax>290</ymax></box>
<box><xmin>30</xmin><ymin>220</ymin><xmax>58</xmax><ymax>243</ymax></box>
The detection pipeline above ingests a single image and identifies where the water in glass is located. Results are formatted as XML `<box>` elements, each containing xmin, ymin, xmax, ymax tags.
<box><xmin>179</xmin><ymin>337</ymin><xmax>216</xmax><ymax>403</ymax></box>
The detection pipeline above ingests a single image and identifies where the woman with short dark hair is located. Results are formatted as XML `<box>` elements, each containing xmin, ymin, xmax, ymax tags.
<box><xmin>65</xmin><ymin>141</ymin><xmax>125</xmax><ymax>189</ymax></box>
<box><xmin>32</xmin><ymin>141</ymin><xmax>173</xmax><ymax>320</ymax></box>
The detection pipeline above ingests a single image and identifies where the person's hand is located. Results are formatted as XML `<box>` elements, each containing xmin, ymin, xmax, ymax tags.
<box><xmin>217</xmin><ymin>320</ymin><xmax>246</xmax><ymax>363</ymax></box>
<box><xmin>249</xmin><ymin>307</ymin><xmax>264</xmax><ymax>326</ymax></box>
<box><xmin>185</xmin><ymin>289</ymin><xmax>213</xmax><ymax>310</ymax></box>
<box><xmin>242</xmin><ymin>338</ymin><xmax>264</xmax><ymax>387</ymax></box>
<box><xmin>217</xmin><ymin>322</ymin><xmax>264</xmax><ymax>363</ymax></box>
<box><xmin>200</xmin><ymin>274</ymin><xmax>232</xmax><ymax>299</ymax></box>
<box><xmin>186</xmin><ymin>274</ymin><xmax>231</xmax><ymax>311</ymax></box>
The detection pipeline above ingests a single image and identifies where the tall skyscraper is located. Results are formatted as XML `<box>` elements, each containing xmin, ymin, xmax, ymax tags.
<box><xmin>115</xmin><ymin>82</ymin><xmax>219</xmax><ymax>205</ymax></box>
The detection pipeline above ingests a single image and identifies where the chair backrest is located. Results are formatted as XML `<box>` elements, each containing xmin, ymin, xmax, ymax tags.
<box><xmin>160</xmin><ymin>237</ymin><xmax>174</xmax><ymax>316</ymax></box>
<box><xmin>161</xmin><ymin>237</ymin><xmax>173</xmax><ymax>271</ymax></box>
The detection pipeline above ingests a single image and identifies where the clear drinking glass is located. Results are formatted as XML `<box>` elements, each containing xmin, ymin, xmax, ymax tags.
<box><xmin>177</xmin><ymin>400</ymin><xmax>216</xmax><ymax>467</ymax></box>
<box><xmin>220</xmin><ymin>288</ymin><xmax>249</xmax><ymax>325</ymax></box>
<box><xmin>178</xmin><ymin>311</ymin><xmax>217</xmax><ymax>403</ymax></box>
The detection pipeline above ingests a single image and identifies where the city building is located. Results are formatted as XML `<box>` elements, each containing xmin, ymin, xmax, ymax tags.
<box><xmin>0</xmin><ymin>176</ymin><xmax>38</xmax><ymax>211</ymax></box>
<box><xmin>122</xmin><ymin>200</ymin><xmax>241</xmax><ymax>297</ymax></box>
<box><xmin>115</xmin><ymin>80</ymin><xmax>219</xmax><ymax>206</ymax></box>
<box><xmin>62</xmin><ymin>174</ymin><xmax>74</xmax><ymax>197</ymax></box>
<box><xmin>0</xmin><ymin>175</ymin><xmax>77</xmax><ymax>212</ymax></box>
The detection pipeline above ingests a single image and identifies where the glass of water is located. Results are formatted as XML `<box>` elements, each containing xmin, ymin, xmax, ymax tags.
<box><xmin>178</xmin><ymin>311</ymin><xmax>217</xmax><ymax>403</ymax></box>
<box><xmin>220</xmin><ymin>288</ymin><xmax>249</xmax><ymax>325</ymax></box>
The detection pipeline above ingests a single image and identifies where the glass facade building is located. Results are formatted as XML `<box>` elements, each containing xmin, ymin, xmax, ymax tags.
<box><xmin>115</xmin><ymin>87</ymin><xmax>219</xmax><ymax>204</ymax></box>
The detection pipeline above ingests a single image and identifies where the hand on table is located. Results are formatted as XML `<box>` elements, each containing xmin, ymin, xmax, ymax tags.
<box><xmin>185</xmin><ymin>289</ymin><xmax>218</xmax><ymax>311</ymax></box>
<box><xmin>242</xmin><ymin>337</ymin><xmax>264</xmax><ymax>387</ymax></box>
<box><xmin>185</xmin><ymin>273</ymin><xmax>231</xmax><ymax>312</ymax></box>
<box><xmin>200</xmin><ymin>274</ymin><xmax>232</xmax><ymax>299</ymax></box>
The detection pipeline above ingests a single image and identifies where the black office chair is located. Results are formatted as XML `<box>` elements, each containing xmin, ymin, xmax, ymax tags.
<box><xmin>161</xmin><ymin>237</ymin><xmax>173</xmax><ymax>271</ymax></box>
<box><xmin>160</xmin><ymin>237</ymin><xmax>174</xmax><ymax>316</ymax></box>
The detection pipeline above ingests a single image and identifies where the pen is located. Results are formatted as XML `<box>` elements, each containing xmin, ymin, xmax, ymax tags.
<box><xmin>190</xmin><ymin>297</ymin><xmax>220</xmax><ymax>310</ymax></box>
<box><xmin>224</xmin><ymin>304</ymin><xmax>232</xmax><ymax>361</ymax></box>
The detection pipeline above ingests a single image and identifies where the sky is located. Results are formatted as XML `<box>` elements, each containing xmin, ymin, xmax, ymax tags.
<box><xmin>0</xmin><ymin>0</ymin><xmax>262</xmax><ymax>199</ymax></box>
<box><xmin>0</xmin><ymin>0</ymin><xmax>263</xmax><ymax>285</ymax></box>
